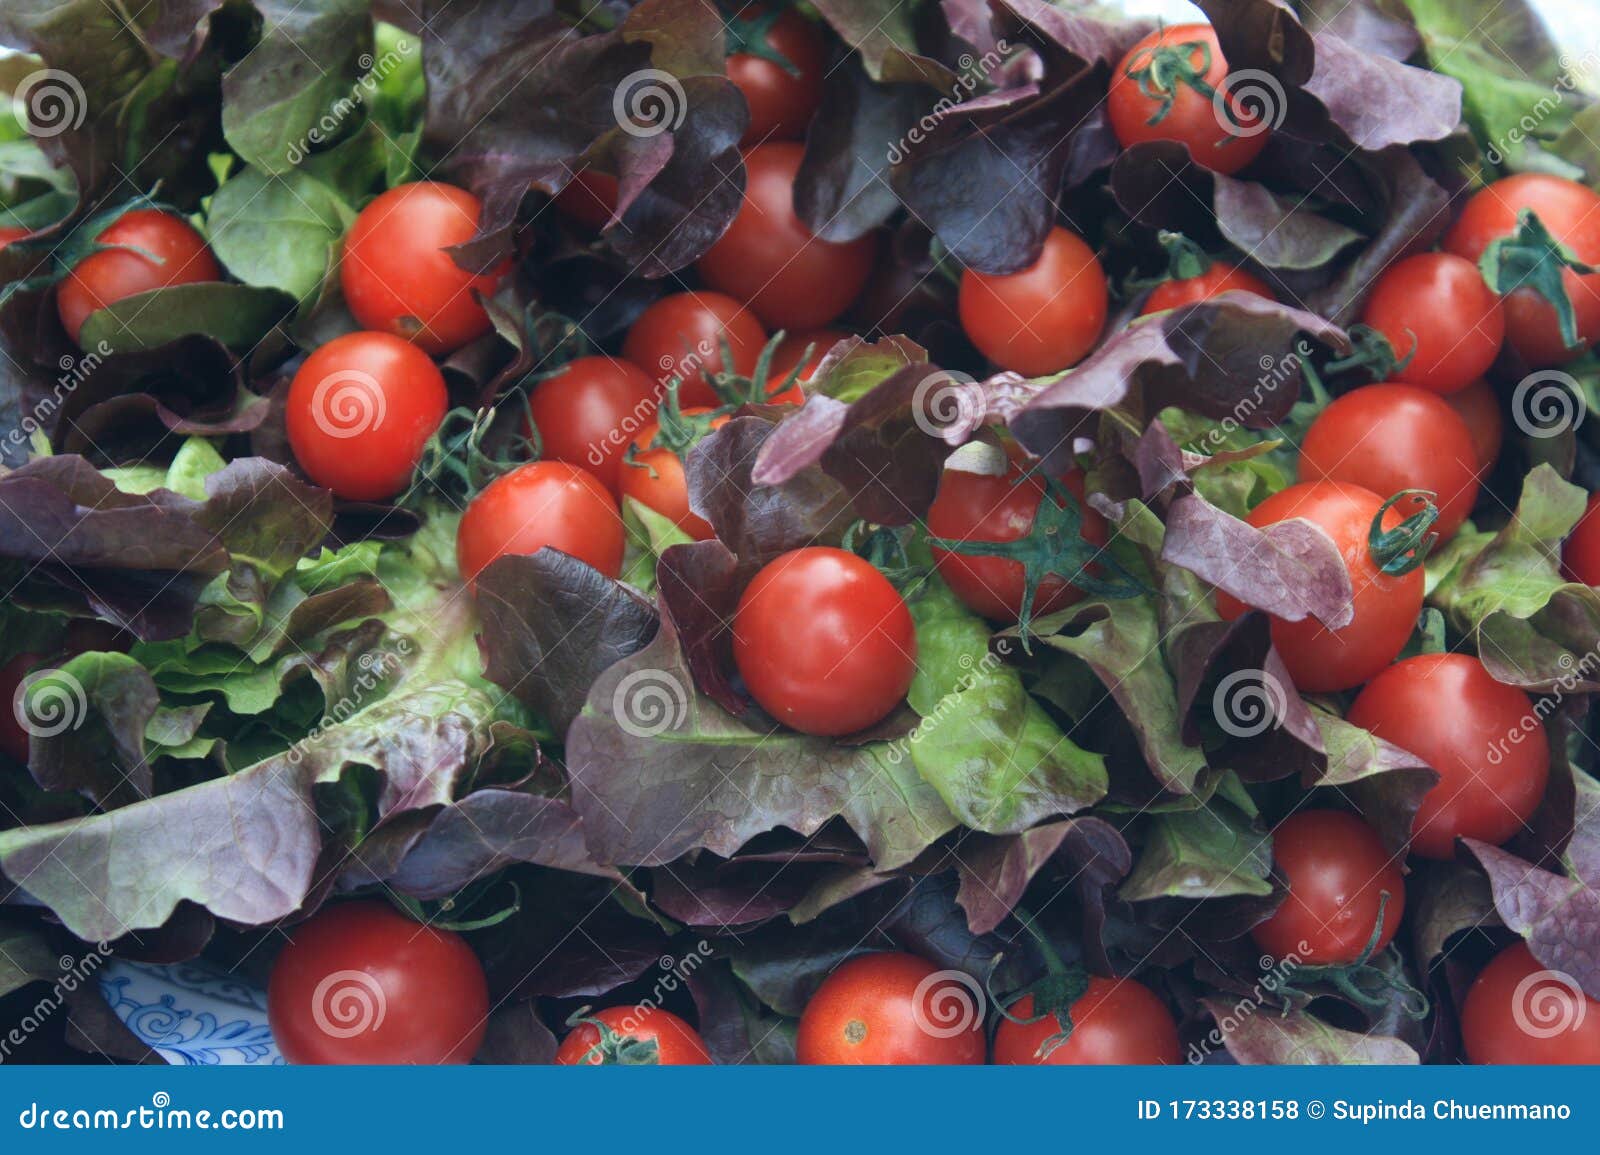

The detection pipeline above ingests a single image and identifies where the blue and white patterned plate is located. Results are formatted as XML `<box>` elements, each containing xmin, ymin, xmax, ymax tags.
<box><xmin>99</xmin><ymin>960</ymin><xmax>282</xmax><ymax>1066</ymax></box>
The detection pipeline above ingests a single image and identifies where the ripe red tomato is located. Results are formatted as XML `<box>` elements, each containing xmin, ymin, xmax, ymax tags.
<box><xmin>959</xmin><ymin>226</ymin><xmax>1108</xmax><ymax>377</ymax></box>
<box><xmin>927</xmin><ymin>462</ymin><xmax>1107</xmax><ymax>623</ymax></box>
<box><xmin>696</xmin><ymin>143</ymin><xmax>876</xmax><ymax>331</ymax></box>
<box><xmin>1140</xmin><ymin>262</ymin><xmax>1273</xmax><ymax>314</ymax></box>
<box><xmin>285</xmin><ymin>331</ymin><xmax>447</xmax><ymax>501</ymax></box>
<box><xmin>1215</xmin><ymin>482</ymin><xmax>1425</xmax><ymax>693</ymax></box>
<box><xmin>1251</xmin><ymin>810</ymin><xmax>1404</xmax><ymax>965</ymax></box>
<box><xmin>1444</xmin><ymin>174</ymin><xmax>1600</xmax><ymax>367</ymax></box>
<box><xmin>1348</xmin><ymin>653</ymin><xmax>1549</xmax><ymax>860</ymax></box>
<box><xmin>1443</xmin><ymin>378</ymin><xmax>1504</xmax><ymax>477</ymax></box>
<box><xmin>0</xmin><ymin>224</ymin><xmax>28</xmax><ymax>247</ymax></box>
<box><xmin>769</xmin><ymin>328</ymin><xmax>846</xmax><ymax>384</ymax></box>
<box><xmin>1460</xmin><ymin>941</ymin><xmax>1600</xmax><ymax>1064</ymax></box>
<box><xmin>618</xmin><ymin>410</ymin><xmax>728</xmax><ymax>540</ymax></box>
<box><xmin>1107</xmin><ymin>24</ymin><xmax>1270</xmax><ymax>175</ymax></box>
<box><xmin>1359</xmin><ymin>253</ymin><xmax>1505</xmax><ymax>394</ymax></box>
<box><xmin>993</xmin><ymin>979</ymin><xmax>1181</xmax><ymax>1065</ymax></box>
<box><xmin>267</xmin><ymin>901</ymin><xmax>488</xmax><ymax>1065</ymax></box>
<box><xmin>56</xmin><ymin>209</ymin><xmax>221</xmax><ymax>345</ymax></box>
<box><xmin>1563</xmin><ymin>493</ymin><xmax>1600</xmax><ymax>585</ymax></box>
<box><xmin>623</xmin><ymin>291</ymin><xmax>768</xmax><ymax>407</ymax></box>
<box><xmin>733</xmin><ymin>547</ymin><xmax>916</xmax><ymax>735</ymax></box>
<box><xmin>554</xmin><ymin>1006</ymin><xmax>712</xmax><ymax>1065</ymax></box>
<box><xmin>1298</xmin><ymin>383</ymin><xmax>1481</xmax><ymax>541</ymax></box>
<box><xmin>526</xmin><ymin>356</ymin><xmax>661</xmax><ymax>493</ymax></box>
<box><xmin>552</xmin><ymin>169</ymin><xmax>619</xmax><ymax>232</ymax></box>
<box><xmin>340</xmin><ymin>182</ymin><xmax>507</xmax><ymax>355</ymax></box>
<box><xmin>1</xmin><ymin>652</ymin><xmax>45</xmax><ymax>764</ymax></box>
<box><xmin>457</xmin><ymin>461</ymin><xmax>624</xmax><ymax>584</ymax></box>
<box><xmin>796</xmin><ymin>953</ymin><xmax>986</xmax><ymax>1065</ymax></box>
<box><xmin>727</xmin><ymin>5</ymin><xmax>824</xmax><ymax>146</ymax></box>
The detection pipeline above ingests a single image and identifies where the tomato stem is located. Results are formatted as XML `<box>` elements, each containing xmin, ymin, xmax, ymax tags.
<box><xmin>1158</xmin><ymin>230</ymin><xmax>1212</xmax><ymax>283</ymax></box>
<box><xmin>1367</xmin><ymin>489</ymin><xmax>1438</xmax><ymax>576</ymax></box>
<box><xmin>1323</xmin><ymin>323</ymin><xmax>1416</xmax><ymax>382</ymax></box>
<box><xmin>1479</xmin><ymin>208</ymin><xmax>1596</xmax><ymax>350</ymax></box>
<box><xmin>1273</xmin><ymin>892</ymin><xmax>1430</xmax><ymax>1019</ymax></box>
<box><xmin>989</xmin><ymin>907</ymin><xmax>1093</xmax><ymax>1059</ymax></box>
<box><xmin>722</xmin><ymin>3</ymin><xmax>801</xmax><ymax>76</ymax></box>
<box><xmin>706</xmin><ymin>331</ymin><xmax>808</xmax><ymax>408</ymax></box>
<box><xmin>1125</xmin><ymin>39</ymin><xmax>1219</xmax><ymax>126</ymax></box>
<box><xmin>564</xmin><ymin>1006</ymin><xmax>663</xmax><ymax>1065</ymax></box>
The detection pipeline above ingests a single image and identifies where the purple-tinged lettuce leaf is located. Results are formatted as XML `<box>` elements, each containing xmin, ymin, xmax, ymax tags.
<box><xmin>1212</xmin><ymin>174</ymin><xmax>1365</xmax><ymax>271</ymax></box>
<box><xmin>1409</xmin><ymin>858</ymin><xmax>1497</xmax><ymax>969</ymax></box>
<box><xmin>810</xmin><ymin>1</ymin><xmax>954</xmax><ymax>88</ymax></box>
<box><xmin>1464</xmin><ymin>840</ymin><xmax>1600</xmax><ymax>998</ymax></box>
<box><xmin>1300</xmin><ymin>29</ymin><xmax>1461</xmax><ymax>151</ymax></box>
<box><xmin>475</xmin><ymin>1002</ymin><xmax>559</xmax><ymax>1065</ymax></box>
<box><xmin>21</xmin><ymin>652</ymin><xmax>159</xmax><ymax>806</ymax></box>
<box><xmin>953</xmin><ymin>816</ymin><xmax>1131</xmax><ymax>943</ymax></box>
<box><xmin>1200</xmin><ymin>997</ymin><xmax>1421</xmax><ymax>1063</ymax></box>
<box><xmin>688</xmin><ymin>960</ymin><xmax>797</xmax><ymax>1064</ymax></box>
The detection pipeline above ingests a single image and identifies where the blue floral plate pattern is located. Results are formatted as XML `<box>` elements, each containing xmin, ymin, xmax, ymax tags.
<box><xmin>99</xmin><ymin>960</ymin><xmax>281</xmax><ymax>1066</ymax></box>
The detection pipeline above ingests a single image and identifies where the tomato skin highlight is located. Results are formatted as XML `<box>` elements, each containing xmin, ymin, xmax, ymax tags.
<box><xmin>56</xmin><ymin>209</ymin><xmax>222</xmax><ymax>345</ymax></box>
<box><xmin>1443</xmin><ymin>174</ymin><xmax>1600</xmax><ymax>367</ymax></box>
<box><xmin>1443</xmin><ymin>378</ymin><xmax>1504</xmax><ymax>477</ymax></box>
<box><xmin>1359</xmin><ymin>253</ymin><xmax>1504</xmax><ymax>394</ymax></box>
<box><xmin>617</xmin><ymin>410</ymin><xmax>727</xmax><ymax>540</ymax></box>
<box><xmin>1</xmin><ymin>652</ymin><xmax>46</xmax><ymax>764</ymax></box>
<box><xmin>927</xmin><ymin>463</ymin><xmax>1107</xmax><ymax>623</ymax></box>
<box><xmin>696</xmin><ymin>143</ymin><xmax>876</xmax><ymax>331</ymax></box>
<box><xmin>1562</xmin><ymin>493</ymin><xmax>1600</xmax><ymax>585</ymax></box>
<box><xmin>1250</xmin><ymin>810</ymin><xmax>1404</xmax><ymax>965</ymax></box>
<box><xmin>267</xmin><ymin>901</ymin><xmax>488</xmax><ymax>1065</ymax></box>
<box><xmin>796</xmin><ymin>953</ymin><xmax>986</xmax><ymax>1065</ymax></box>
<box><xmin>456</xmin><ymin>461</ymin><xmax>625</xmax><ymax>585</ymax></box>
<box><xmin>623</xmin><ymin>291</ymin><xmax>768</xmax><ymax>407</ymax></box>
<box><xmin>727</xmin><ymin>6</ymin><xmax>825</xmax><ymax>146</ymax></box>
<box><xmin>1297</xmin><ymin>383</ymin><xmax>1481</xmax><ymax>542</ymax></box>
<box><xmin>340</xmin><ymin>182</ymin><xmax>507</xmax><ymax>355</ymax></box>
<box><xmin>959</xmin><ymin>226</ymin><xmax>1108</xmax><ymax>377</ymax></box>
<box><xmin>285</xmin><ymin>331</ymin><xmax>448</xmax><ymax>501</ymax></box>
<box><xmin>732</xmin><ymin>547</ymin><xmax>916</xmax><ymax>736</ymax></box>
<box><xmin>1347</xmin><ymin>653</ymin><xmax>1549</xmax><ymax>859</ymax></box>
<box><xmin>554</xmin><ymin>1006</ymin><xmax>713</xmax><ymax>1065</ymax></box>
<box><xmin>1461</xmin><ymin>941</ymin><xmax>1600</xmax><ymax>1065</ymax></box>
<box><xmin>992</xmin><ymin>980</ymin><xmax>1181</xmax><ymax>1065</ymax></box>
<box><xmin>1107</xmin><ymin>24</ymin><xmax>1270</xmax><ymax>175</ymax></box>
<box><xmin>526</xmin><ymin>356</ymin><xmax>661</xmax><ymax>493</ymax></box>
<box><xmin>1139</xmin><ymin>262</ymin><xmax>1273</xmax><ymax>314</ymax></box>
<box><xmin>1215</xmin><ymin>481</ymin><xmax>1424</xmax><ymax>693</ymax></box>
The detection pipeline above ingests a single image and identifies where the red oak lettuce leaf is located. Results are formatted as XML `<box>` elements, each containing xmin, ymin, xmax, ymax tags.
<box><xmin>1199</xmin><ymin>997</ymin><xmax>1420</xmax><ymax>1063</ymax></box>
<box><xmin>1464</xmin><ymin>840</ymin><xmax>1600</xmax><ymax>998</ymax></box>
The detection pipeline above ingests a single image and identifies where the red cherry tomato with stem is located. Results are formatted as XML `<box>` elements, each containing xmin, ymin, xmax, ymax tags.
<box><xmin>555</xmin><ymin>1005</ymin><xmax>712</xmax><ymax>1065</ymax></box>
<box><xmin>457</xmin><ymin>461</ymin><xmax>624</xmax><ymax>585</ymax></box>
<box><xmin>623</xmin><ymin>292</ymin><xmax>767</xmax><ymax>408</ymax></box>
<box><xmin>726</xmin><ymin>5</ymin><xmax>825</xmax><ymax>146</ymax></box>
<box><xmin>796</xmin><ymin>953</ymin><xmax>986</xmax><ymax>1065</ymax></box>
<box><xmin>525</xmin><ymin>356</ymin><xmax>661</xmax><ymax>493</ymax></box>
<box><xmin>1357</xmin><ymin>252</ymin><xmax>1505</xmax><ymax>394</ymax></box>
<box><xmin>57</xmin><ymin>209</ymin><xmax>221</xmax><ymax>346</ymax></box>
<box><xmin>993</xmin><ymin>980</ymin><xmax>1181</xmax><ymax>1065</ymax></box>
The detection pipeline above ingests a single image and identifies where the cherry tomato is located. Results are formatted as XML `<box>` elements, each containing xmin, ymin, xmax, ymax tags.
<box><xmin>554</xmin><ymin>1006</ymin><xmax>712</xmax><ymax>1065</ymax></box>
<box><xmin>552</xmin><ymin>169</ymin><xmax>619</xmax><ymax>232</ymax></box>
<box><xmin>267</xmin><ymin>901</ymin><xmax>488</xmax><ymax>1065</ymax></box>
<box><xmin>1460</xmin><ymin>941</ymin><xmax>1600</xmax><ymax>1065</ymax></box>
<box><xmin>927</xmin><ymin>462</ymin><xmax>1107</xmax><ymax>623</ymax></box>
<box><xmin>623</xmin><ymin>291</ymin><xmax>768</xmax><ymax>407</ymax></box>
<box><xmin>617</xmin><ymin>410</ymin><xmax>729</xmax><ymax>540</ymax></box>
<box><xmin>1347</xmin><ymin>653</ymin><xmax>1549</xmax><ymax>860</ymax></box>
<box><xmin>526</xmin><ymin>356</ymin><xmax>661</xmax><ymax>493</ymax></box>
<box><xmin>1359</xmin><ymin>253</ymin><xmax>1505</xmax><ymax>394</ymax></box>
<box><xmin>457</xmin><ymin>461</ymin><xmax>624</xmax><ymax>584</ymax></box>
<box><xmin>727</xmin><ymin>5</ymin><xmax>825</xmax><ymax>146</ymax></box>
<box><xmin>1107</xmin><ymin>24</ymin><xmax>1270</xmax><ymax>175</ymax></box>
<box><xmin>1215</xmin><ymin>482</ymin><xmax>1425</xmax><ymax>693</ymax></box>
<box><xmin>1443</xmin><ymin>378</ymin><xmax>1504</xmax><ymax>477</ymax></box>
<box><xmin>1443</xmin><ymin>174</ymin><xmax>1600</xmax><ymax>367</ymax></box>
<box><xmin>285</xmin><ymin>331</ymin><xmax>448</xmax><ymax>501</ymax></box>
<box><xmin>340</xmin><ymin>182</ymin><xmax>508</xmax><ymax>355</ymax></box>
<box><xmin>993</xmin><ymin>979</ymin><xmax>1181</xmax><ymax>1065</ymax></box>
<box><xmin>959</xmin><ymin>226</ymin><xmax>1108</xmax><ymax>377</ymax></box>
<box><xmin>1251</xmin><ymin>810</ymin><xmax>1404</xmax><ymax>965</ymax></box>
<box><xmin>732</xmin><ymin>547</ymin><xmax>916</xmax><ymax>736</ymax></box>
<box><xmin>1563</xmin><ymin>493</ymin><xmax>1600</xmax><ymax>585</ymax></box>
<box><xmin>796</xmin><ymin>953</ymin><xmax>986</xmax><ymax>1065</ymax></box>
<box><xmin>770</xmin><ymin>328</ymin><xmax>846</xmax><ymax>384</ymax></box>
<box><xmin>1298</xmin><ymin>383</ymin><xmax>1481</xmax><ymax>542</ymax></box>
<box><xmin>1140</xmin><ymin>262</ymin><xmax>1273</xmax><ymax>314</ymax></box>
<box><xmin>1</xmin><ymin>652</ymin><xmax>45</xmax><ymax>764</ymax></box>
<box><xmin>696</xmin><ymin>143</ymin><xmax>876</xmax><ymax>331</ymax></box>
<box><xmin>56</xmin><ymin>209</ymin><xmax>221</xmax><ymax>345</ymax></box>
